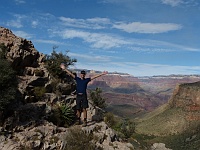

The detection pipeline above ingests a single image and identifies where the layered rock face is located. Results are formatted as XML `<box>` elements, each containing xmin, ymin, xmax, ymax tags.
<box><xmin>169</xmin><ymin>81</ymin><xmax>200</xmax><ymax>121</ymax></box>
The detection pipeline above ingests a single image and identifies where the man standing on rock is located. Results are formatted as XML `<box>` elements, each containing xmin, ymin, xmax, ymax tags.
<box><xmin>60</xmin><ymin>63</ymin><xmax>108</xmax><ymax>127</ymax></box>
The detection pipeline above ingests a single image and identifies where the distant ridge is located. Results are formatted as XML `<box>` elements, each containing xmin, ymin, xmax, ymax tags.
<box><xmin>135</xmin><ymin>81</ymin><xmax>200</xmax><ymax>136</ymax></box>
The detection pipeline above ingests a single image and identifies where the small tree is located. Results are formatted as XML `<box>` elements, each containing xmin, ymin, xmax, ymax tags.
<box><xmin>44</xmin><ymin>47</ymin><xmax>77</xmax><ymax>95</ymax></box>
<box><xmin>89</xmin><ymin>87</ymin><xmax>106</xmax><ymax>109</ymax></box>
<box><xmin>45</xmin><ymin>47</ymin><xmax>77</xmax><ymax>79</ymax></box>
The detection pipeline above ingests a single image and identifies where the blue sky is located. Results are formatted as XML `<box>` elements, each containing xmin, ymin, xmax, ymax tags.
<box><xmin>1</xmin><ymin>0</ymin><xmax>200</xmax><ymax>76</ymax></box>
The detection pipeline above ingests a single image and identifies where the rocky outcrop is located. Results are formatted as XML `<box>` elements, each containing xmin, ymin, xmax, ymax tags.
<box><xmin>0</xmin><ymin>121</ymin><xmax>134</xmax><ymax>150</ymax></box>
<box><xmin>170</xmin><ymin>82</ymin><xmax>200</xmax><ymax>108</ymax></box>
<box><xmin>0</xmin><ymin>27</ymin><xmax>45</xmax><ymax>74</ymax></box>
<box><xmin>169</xmin><ymin>81</ymin><xmax>200</xmax><ymax>121</ymax></box>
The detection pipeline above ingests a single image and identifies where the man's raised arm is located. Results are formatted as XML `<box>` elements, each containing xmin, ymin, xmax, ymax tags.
<box><xmin>60</xmin><ymin>63</ymin><xmax>75</xmax><ymax>78</ymax></box>
<box><xmin>91</xmin><ymin>71</ymin><xmax>108</xmax><ymax>80</ymax></box>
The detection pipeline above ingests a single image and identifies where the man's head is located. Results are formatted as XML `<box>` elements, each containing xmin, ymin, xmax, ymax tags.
<box><xmin>81</xmin><ymin>70</ymin><xmax>86</xmax><ymax>75</ymax></box>
<box><xmin>80</xmin><ymin>70</ymin><xmax>86</xmax><ymax>79</ymax></box>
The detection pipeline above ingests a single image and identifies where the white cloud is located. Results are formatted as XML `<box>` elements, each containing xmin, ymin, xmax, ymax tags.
<box><xmin>7</xmin><ymin>13</ymin><xmax>195</xmax><ymax>53</ymax></box>
<box><xmin>13</xmin><ymin>30</ymin><xmax>32</xmax><ymax>39</ymax></box>
<box><xmin>31</xmin><ymin>21</ymin><xmax>38</xmax><ymax>28</ymax></box>
<box><xmin>113</xmin><ymin>22</ymin><xmax>182</xmax><ymax>33</ymax></box>
<box><xmin>34</xmin><ymin>39</ymin><xmax>67</xmax><ymax>45</ymax></box>
<box><xmin>69</xmin><ymin>52</ymin><xmax>112</xmax><ymax>62</ymax></box>
<box><xmin>51</xmin><ymin>27</ymin><xmax>199</xmax><ymax>52</ymax></box>
<box><xmin>161</xmin><ymin>0</ymin><xmax>199</xmax><ymax>7</ymax></box>
<box><xmin>86</xmin><ymin>17</ymin><xmax>111</xmax><ymax>24</ymax></box>
<box><xmin>131</xmin><ymin>39</ymin><xmax>200</xmax><ymax>52</ymax></box>
<box><xmin>54</xmin><ymin>29</ymin><xmax>130</xmax><ymax>49</ymax></box>
<box><xmin>59</xmin><ymin>17</ymin><xmax>111</xmax><ymax>29</ymax></box>
<box><xmin>6</xmin><ymin>20</ymin><xmax>23</xmax><ymax>28</ymax></box>
<box><xmin>128</xmin><ymin>46</ymin><xmax>174</xmax><ymax>52</ymax></box>
<box><xmin>100</xmin><ymin>0</ymin><xmax>126</xmax><ymax>4</ymax></box>
<box><xmin>161</xmin><ymin>0</ymin><xmax>183</xmax><ymax>7</ymax></box>
<box><xmin>6</xmin><ymin>14</ymin><xmax>27</xmax><ymax>28</ymax></box>
<box><xmin>15</xmin><ymin>0</ymin><xmax>26</xmax><ymax>4</ymax></box>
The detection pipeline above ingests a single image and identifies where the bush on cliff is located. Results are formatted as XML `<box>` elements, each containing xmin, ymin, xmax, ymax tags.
<box><xmin>0</xmin><ymin>59</ymin><xmax>18</xmax><ymax>125</ymax></box>
<box><xmin>64</xmin><ymin>127</ymin><xmax>102</xmax><ymax>150</ymax></box>
<box><xmin>104</xmin><ymin>112</ymin><xmax>135</xmax><ymax>140</ymax></box>
<box><xmin>0</xmin><ymin>44</ymin><xmax>18</xmax><ymax>113</ymax></box>
<box><xmin>48</xmin><ymin>103</ymin><xmax>75</xmax><ymax>127</ymax></box>
<box><xmin>0</xmin><ymin>43</ymin><xmax>8</xmax><ymax>59</ymax></box>
<box><xmin>89</xmin><ymin>87</ymin><xmax>106</xmax><ymax>109</ymax></box>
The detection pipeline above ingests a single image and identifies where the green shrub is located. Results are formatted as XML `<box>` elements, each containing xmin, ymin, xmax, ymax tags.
<box><xmin>48</xmin><ymin>103</ymin><xmax>75</xmax><ymax>127</ymax></box>
<box><xmin>33</xmin><ymin>86</ymin><xmax>46</xmax><ymax>100</ymax></box>
<box><xmin>89</xmin><ymin>87</ymin><xmax>106</xmax><ymax>109</ymax></box>
<box><xmin>104</xmin><ymin>112</ymin><xmax>116</xmax><ymax>128</ymax></box>
<box><xmin>64</xmin><ymin>127</ymin><xmax>102</xmax><ymax>150</ymax></box>
<box><xmin>60</xmin><ymin>103</ymin><xmax>75</xmax><ymax>126</ymax></box>
<box><xmin>0</xmin><ymin>43</ymin><xmax>8</xmax><ymax>59</ymax></box>
<box><xmin>0</xmin><ymin>59</ymin><xmax>17</xmax><ymax>112</ymax></box>
<box><xmin>120</xmin><ymin>118</ymin><xmax>135</xmax><ymax>139</ymax></box>
<box><xmin>104</xmin><ymin>113</ymin><xmax>135</xmax><ymax>140</ymax></box>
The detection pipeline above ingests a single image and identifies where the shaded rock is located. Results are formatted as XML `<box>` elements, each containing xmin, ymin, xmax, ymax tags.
<box><xmin>27</xmin><ymin>76</ymin><xmax>49</xmax><ymax>86</ymax></box>
<box><xmin>17</xmin><ymin>102</ymin><xmax>46</xmax><ymax>122</ymax></box>
<box><xmin>57</xmin><ymin>83</ymin><xmax>73</xmax><ymax>95</ymax></box>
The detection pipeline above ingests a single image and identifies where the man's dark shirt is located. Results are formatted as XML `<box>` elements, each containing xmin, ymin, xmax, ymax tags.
<box><xmin>75</xmin><ymin>76</ymin><xmax>91</xmax><ymax>94</ymax></box>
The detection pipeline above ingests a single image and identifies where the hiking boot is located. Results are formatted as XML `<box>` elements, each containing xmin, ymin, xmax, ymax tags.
<box><xmin>82</xmin><ymin>120</ymin><xmax>87</xmax><ymax>127</ymax></box>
